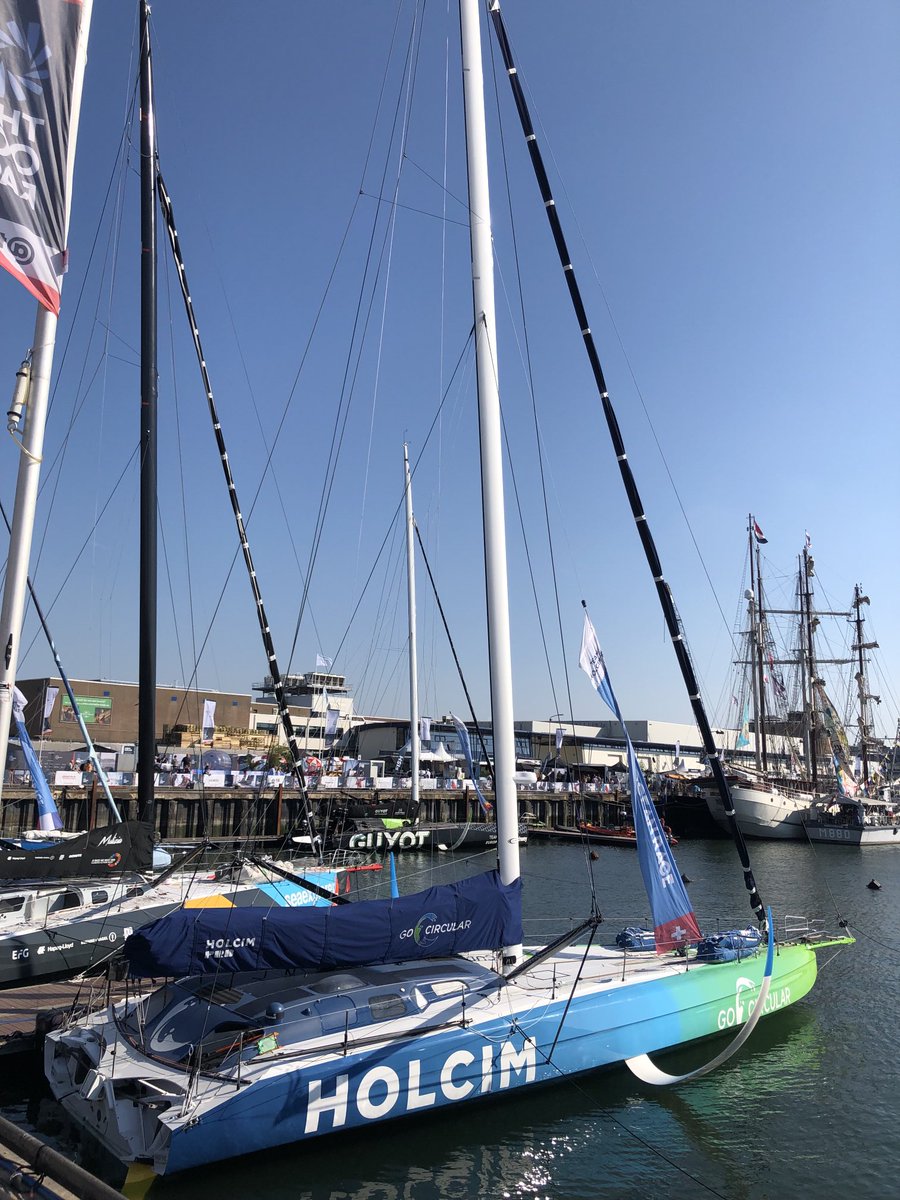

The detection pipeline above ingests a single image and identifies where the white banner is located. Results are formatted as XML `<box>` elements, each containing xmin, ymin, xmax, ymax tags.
<box><xmin>201</xmin><ymin>698</ymin><xmax>216</xmax><ymax>743</ymax></box>
<box><xmin>42</xmin><ymin>685</ymin><xmax>59</xmax><ymax>731</ymax></box>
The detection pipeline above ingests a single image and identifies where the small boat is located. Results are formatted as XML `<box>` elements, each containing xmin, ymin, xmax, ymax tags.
<box><xmin>802</xmin><ymin>797</ymin><xmax>900</xmax><ymax>846</ymax></box>
<box><xmin>576</xmin><ymin>821</ymin><xmax>677</xmax><ymax>847</ymax></box>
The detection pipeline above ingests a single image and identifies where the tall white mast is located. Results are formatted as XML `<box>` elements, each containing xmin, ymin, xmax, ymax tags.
<box><xmin>0</xmin><ymin>2</ymin><xmax>95</xmax><ymax>799</ymax></box>
<box><xmin>459</xmin><ymin>0</ymin><xmax>520</xmax><ymax>901</ymax></box>
<box><xmin>403</xmin><ymin>443</ymin><xmax>420</xmax><ymax>806</ymax></box>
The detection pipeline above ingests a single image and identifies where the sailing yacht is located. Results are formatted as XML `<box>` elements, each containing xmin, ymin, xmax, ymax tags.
<box><xmin>0</xmin><ymin>852</ymin><xmax>349</xmax><ymax>990</ymax></box>
<box><xmin>40</xmin><ymin>0</ymin><xmax>852</xmax><ymax>1177</ymax></box>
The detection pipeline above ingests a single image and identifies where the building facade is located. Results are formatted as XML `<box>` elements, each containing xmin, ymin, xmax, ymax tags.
<box><xmin>14</xmin><ymin>678</ymin><xmax>251</xmax><ymax>749</ymax></box>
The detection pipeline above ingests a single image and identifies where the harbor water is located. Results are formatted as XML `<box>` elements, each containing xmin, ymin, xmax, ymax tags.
<box><xmin>104</xmin><ymin>837</ymin><xmax>898</xmax><ymax>1200</ymax></box>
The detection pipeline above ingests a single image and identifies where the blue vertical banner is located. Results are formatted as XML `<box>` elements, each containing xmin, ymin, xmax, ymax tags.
<box><xmin>579</xmin><ymin>610</ymin><xmax>700</xmax><ymax>953</ymax></box>
<box><xmin>449</xmin><ymin>714</ymin><xmax>491</xmax><ymax>816</ymax></box>
<box><xmin>12</xmin><ymin>688</ymin><xmax>62</xmax><ymax>829</ymax></box>
<box><xmin>388</xmin><ymin>852</ymin><xmax>400</xmax><ymax>899</ymax></box>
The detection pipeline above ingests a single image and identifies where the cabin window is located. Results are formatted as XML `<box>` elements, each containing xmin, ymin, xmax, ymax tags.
<box><xmin>91</xmin><ymin>890</ymin><xmax>109</xmax><ymax>905</ymax></box>
<box><xmin>429</xmin><ymin>980</ymin><xmax>468</xmax><ymax>998</ymax></box>
<box><xmin>368</xmin><ymin>992</ymin><xmax>408</xmax><ymax>1021</ymax></box>
<box><xmin>316</xmin><ymin>996</ymin><xmax>358</xmax><ymax>1034</ymax></box>
<box><xmin>195</xmin><ymin>983</ymin><xmax>244</xmax><ymax>1005</ymax></box>
<box><xmin>0</xmin><ymin>895</ymin><xmax>25</xmax><ymax>913</ymax></box>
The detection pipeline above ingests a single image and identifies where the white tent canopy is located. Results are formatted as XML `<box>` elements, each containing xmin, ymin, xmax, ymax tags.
<box><xmin>419</xmin><ymin>741</ymin><xmax>459</xmax><ymax>762</ymax></box>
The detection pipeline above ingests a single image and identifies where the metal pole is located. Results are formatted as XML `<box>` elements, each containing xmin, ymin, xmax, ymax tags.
<box><xmin>752</xmin><ymin>520</ymin><xmax>769</xmax><ymax>773</ymax></box>
<box><xmin>0</xmin><ymin>307</ymin><xmax>59</xmax><ymax>794</ymax></box>
<box><xmin>137</xmin><ymin>0</ymin><xmax>158</xmax><ymax>827</ymax></box>
<box><xmin>403</xmin><ymin>444</ymin><xmax>420</xmax><ymax>807</ymax></box>
<box><xmin>459</xmin><ymin>0</ymin><xmax>521</xmax><ymax>913</ymax></box>
<box><xmin>0</xmin><ymin>0</ymin><xmax>95</xmax><ymax>800</ymax></box>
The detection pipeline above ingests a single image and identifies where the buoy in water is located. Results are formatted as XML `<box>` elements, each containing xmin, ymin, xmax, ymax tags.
<box><xmin>681</xmin><ymin>873</ymin><xmax>691</xmax><ymax>884</ymax></box>
<box><xmin>867</xmin><ymin>879</ymin><xmax>882</xmax><ymax>890</ymax></box>
<box><xmin>590</xmin><ymin>850</ymin><xmax>599</xmax><ymax>861</ymax></box>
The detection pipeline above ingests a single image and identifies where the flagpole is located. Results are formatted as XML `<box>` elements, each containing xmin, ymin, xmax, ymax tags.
<box><xmin>0</xmin><ymin>1</ymin><xmax>95</xmax><ymax>802</ymax></box>
<box><xmin>403</xmin><ymin>444</ymin><xmax>420</xmax><ymax>809</ymax></box>
<box><xmin>0</xmin><ymin>307</ymin><xmax>57</xmax><ymax>797</ymax></box>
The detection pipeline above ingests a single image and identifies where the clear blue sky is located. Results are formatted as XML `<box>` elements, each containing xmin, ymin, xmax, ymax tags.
<box><xmin>1</xmin><ymin>1</ymin><xmax>897</xmax><ymax>738</ymax></box>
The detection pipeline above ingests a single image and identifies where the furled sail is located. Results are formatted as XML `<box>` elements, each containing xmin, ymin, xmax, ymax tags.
<box><xmin>0</xmin><ymin>820</ymin><xmax>154</xmax><ymax>880</ymax></box>
<box><xmin>579</xmin><ymin>609</ymin><xmax>701</xmax><ymax>953</ymax></box>
<box><xmin>814</xmin><ymin>681</ymin><xmax>853</xmax><ymax>767</ymax></box>
<box><xmin>125</xmin><ymin>869</ymin><xmax>522</xmax><ymax>977</ymax></box>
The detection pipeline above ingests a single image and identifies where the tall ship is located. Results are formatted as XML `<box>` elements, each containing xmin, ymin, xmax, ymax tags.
<box><xmin>702</xmin><ymin>524</ymin><xmax>861</xmax><ymax>840</ymax></box>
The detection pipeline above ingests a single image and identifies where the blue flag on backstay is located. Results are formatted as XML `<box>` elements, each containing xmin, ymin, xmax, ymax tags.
<box><xmin>12</xmin><ymin>688</ymin><xmax>62</xmax><ymax>830</ymax></box>
<box><xmin>579</xmin><ymin>611</ymin><xmax>701</xmax><ymax>953</ymax></box>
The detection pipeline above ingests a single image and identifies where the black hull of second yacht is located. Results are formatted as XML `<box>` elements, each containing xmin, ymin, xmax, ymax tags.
<box><xmin>310</xmin><ymin>821</ymin><xmax>527</xmax><ymax>854</ymax></box>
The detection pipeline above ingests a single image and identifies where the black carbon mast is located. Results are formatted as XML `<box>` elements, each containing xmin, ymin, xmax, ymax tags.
<box><xmin>155</xmin><ymin>172</ymin><xmax>324</xmax><ymax>865</ymax></box>
<box><xmin>137</xmin><ymin>0</ymin><xmax>157</xmax><ymax>827</ymax></box>
<box><xmin>489</xmin><ymin>2</ymin><xmax>764</xmax><ymax>923</ymax></box>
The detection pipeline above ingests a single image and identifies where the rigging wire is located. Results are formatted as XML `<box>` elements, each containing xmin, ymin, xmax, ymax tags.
<box><xmin>474</xmin><ymin>1029</ymin><xmax>734</xmax><ymax>1200</ymax></box>
<box><xmin>287</xmin><ymin>3</ymin><xmax>426</xmax><ymax>669</ymax></box>
<box><xmin>353</xmin><ymin>3</ymin><xmax>427</xmax><ymax>586</ymax></box>
<box><xmin>414</xmin><ymin>524</ymin><xmax>494</xmax><ymax>783</ymax></box>
<box><xmin>489</xmin><ymin>3</ymin><xmax>766</xmax><ymax>928</ymax></box>
<box><xmin>507</xmin><ymin>24</ymin><xmax>738</xmax><ymax>669</ymax></box>
<box><xmin>324</xmin><ymin>331</ymin><xmax>474</xmax><ymax>671</ymax></box>
<box><xmin>15</xmin><ymin>79</ymin><xmax>138</xmax><ymax>637</ymax></box>
<box><xmin>421</xmin><ymin>0</ymin><xmax>454</xmax><ymax>737</ymax></box>
<box><xmin>158</xmin><ymin>226</ymin><xmax>198</xmax><ymax>720</ymax></box>
<box><xmin>155</xmin><ymin>171</ymin><xmax>325</xmax><ymax>865</ymax></box>
<box><xmin>354</xmin><ymin>517</ymin><xmax>408</xmax><ymax>719</ymax></box>
<box><xmin>14</xmin><ymin>446</ymin><xmax>140</xmax><ymax>667</ymax></box>
<box><xmin>486</xmin><ymin>26</ymin><xmax>571</xmax><ymax>731</ymax></box>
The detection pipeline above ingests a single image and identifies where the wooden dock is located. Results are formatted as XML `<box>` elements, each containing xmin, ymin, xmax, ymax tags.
<box><xmin>0</xmin><ymin>977</ymin><xmax>126</xmax><ymax>1051</ymax></box>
